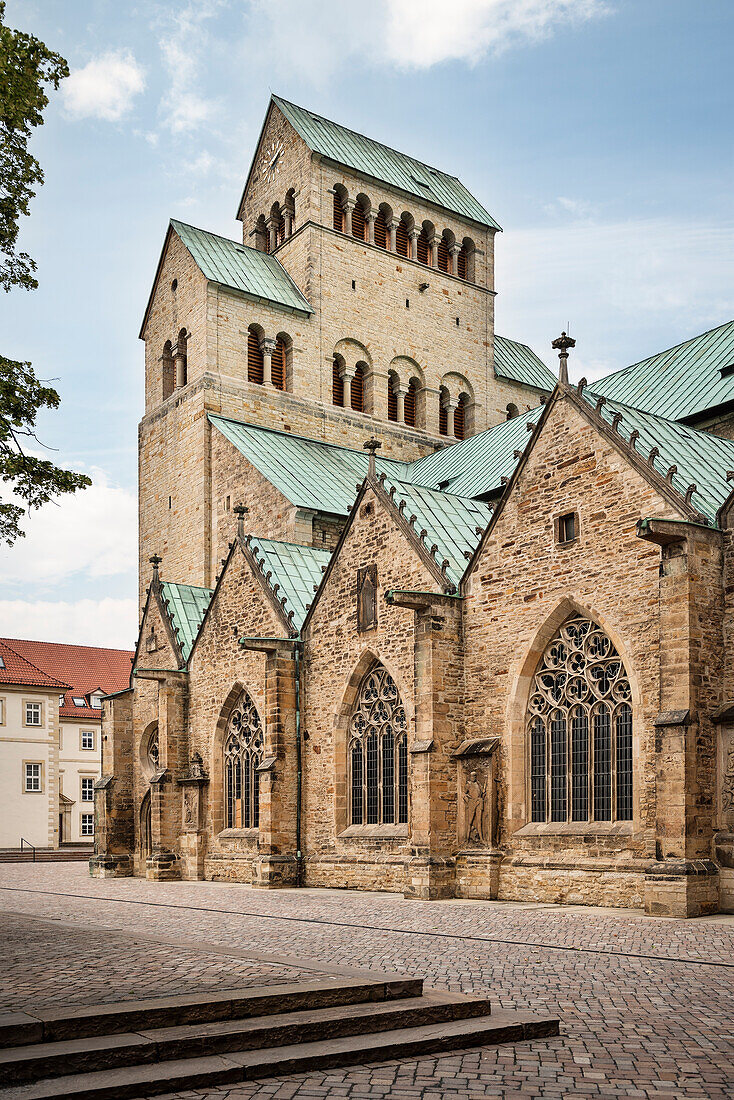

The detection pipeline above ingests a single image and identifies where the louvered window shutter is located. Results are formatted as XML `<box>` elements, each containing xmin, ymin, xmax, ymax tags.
<box><xmin>417</xmin><ymin>231</ymin><xmax>429</xmax><ymax>265</ymax></box>
<box><xmin>352</xmin><ymin>202</ymin><xmax>366</xmax><ymax>241</ymax></box>
<box><xmin>396</xmin><ymin>221</ymin><xmax>409</xmax><ymax>257</ymax></box>
<box><xmin>454</xmin><ymin>401</ymin><xmax>465</xmax><ymax>440</ymax></box>
<box><xmin>437</xmin><ymin>238</ymin><xmax>449</xmax><ymax>272</ymax></box>
<box><xmin>374</xmin><ymin>210</ymin><xmax>387</xmax><ymax>249</ymax></box>
<box><xmin>404</xmin><ymin>381</ymin><xmax>417</xmax><ymax>427</ymax></box>
<box><xmin>439</xmin><ymin>401</ymin><xmax>448</xmax><ymax>436</ymax></box>
<box><xmin>387</xmin><ymin>379</ymin><xmax>397</xmax><ymax>421</ymax></box>
<box><xmin>351</xmin><ymin>366</ymin><xmax>364</xmax><ymax>412</ymax></box>
<box><xmin>247</xmin><ymin>331</ymin><xmax>264</xmax><ymax>385</ymax></box>
<box><xmin>333</xmin><ymin>193</ymin><xmax>344</xmax><ymax>232</ymax></box>
<box><xmin>277</xmin><ymin>213</ymin><xmax>285</xmax><ymax>247</ymax></box>
<box><xmin>457</xmin><ymin>247</ymin><xmax>468</xmax><ymax>280</ymax></box>
<box><xmin>333</xmin><ymin>359</ymin><xmax>344</xmax><ymax>406</ymax></box>
<box><xmin>271</xmin><ymin>339</ymin><xmax>286</xmax><ymax>391</ymax></box>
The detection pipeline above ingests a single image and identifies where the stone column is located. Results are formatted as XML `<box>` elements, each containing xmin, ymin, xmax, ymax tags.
<box><xmin>174</xmin><ymin>340</ymin><xmax>186</xmax><ymax>388</ymax></box>
<box><xmin>241</xmin><ymin>638</ymin><xmax>300</xmax><ymax>888</ymax></box>
<box><xmin>386</xmin><ymin>591</ymin><xmax>463</xmax><ymax>900</ymax></box>
<box><xmin>449</xmin><ymin>244</ymin><xmax>461</xmax><ymax>276</ymax></box>
<box><xmin>344</xmin><ymin>199</ymin><xmax>356</xmax><ymax>237</ymax></box>
<box><xmin>428</xmin><ymin>237</ymin><xmax>437</xmax><ymax>267</ymax></box>
<box><xmin>637</xmin><ymin>518</ymin><xmax>723</xmax><ymax>917</ymax></box>
<box><xmin>366</xmin><ymin>210</ymin><xmax>377</xmax><ymax>245</ymax></box>
<box><xmin>283</xmin><ymin>210</ymin><xmax>293</xmax><ymax>238</ymax></box>
<box><xmin>395</xmin><ymin>385</ymin><xmax>408</xmax><ymax>424</ymax></box>
<box><xmin>260</xmin><ymin>337</ymin><xmax>277</xmax><ymax>386</ymax></box>
<box><xmin>341</xmin><ymin>365</ymin><xmax>355</xmax><ymax>408</ymax></box>
<box><xmin>444</xmin><ymin>400</ymin><xmax>457</xmax><ymax>438</ymax></box>
<box><xmin>266</xmin><ymin>217</ymin><xmax>278</xmax><ymax>252</ymax></box>
<box><xmin>408</xmin><ymin>227</ymin><xmax>420</xmax><ymax>261</ymax></box>
<box><xmin>386</xmin><ymin>219</ymin><xmax>398</xmax><ymax>251</ymax></box>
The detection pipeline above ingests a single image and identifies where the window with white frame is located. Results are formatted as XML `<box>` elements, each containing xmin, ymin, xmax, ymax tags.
<box><xmin>81</xmin><ymin>777</ymin><xmax>95</xmax><ymax>802</ymax></box>
<box><xmin>24</xmin><ymin>763</ymin><xmax>42</xmax><ymax>792</ymax></box>
<box><xmin>25</xmin><ymin>702</ymin><xmax>42</xmax><ymax>726</ymax></box>
<box><xmin>81</xmin><ymin>814</ymin><xmax>94</xmax><ymax>836</ymax></box>
<box><xmin>81</xmin><ymin>729</ymin><xmax>95</xmax><ymax>750</ymax></box>
<box><xmin>90</xmin><ymin>695</ymin><xmax>102</xmax><ymax>709</ymax></box>
<box><xmin>59</xmin><ymin>694</ymin><xmax>65</xmax><ymax>708</ymax></box>
<box><xmin>0</xmin><ymin>698</ymin><xmax>4</xmax><ymax>725</ymax></box>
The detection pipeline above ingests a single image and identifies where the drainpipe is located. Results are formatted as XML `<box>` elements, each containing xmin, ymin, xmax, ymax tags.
<box><xmin>295</xmin><ymin>639</ymin><xmax>303</xmax><ymax>887</ymax></box>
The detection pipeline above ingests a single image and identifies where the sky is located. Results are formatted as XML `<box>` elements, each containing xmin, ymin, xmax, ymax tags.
<box><xmin>0</xmin><ymin>0</ymin><xmax>732</xmax><ymax>649</ymax></box>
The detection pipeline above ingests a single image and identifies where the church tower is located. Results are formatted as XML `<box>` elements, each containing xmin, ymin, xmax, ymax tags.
<box><xmin>137</xmin><ymin>96</ymin><xmax>551</xmax><ymax>605</ymax></box>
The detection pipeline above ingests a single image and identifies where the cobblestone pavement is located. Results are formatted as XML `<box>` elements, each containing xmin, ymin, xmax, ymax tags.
<box><xmin>0</xmin><ymin>863</ymin><xmax>732</xmax><ymax>1098</ymax></box>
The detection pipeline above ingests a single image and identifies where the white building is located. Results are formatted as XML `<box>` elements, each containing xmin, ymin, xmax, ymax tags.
<box><xmin>0</xmin><ymin>639</ymin><xmax>132</xmax><ymax>849</ymax></box>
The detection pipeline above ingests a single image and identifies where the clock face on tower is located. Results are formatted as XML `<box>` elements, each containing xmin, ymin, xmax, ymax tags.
<box><xmin>262</xmin><ymin>139</ymin><xmax>284</xmax><ymax>184</ymax></box>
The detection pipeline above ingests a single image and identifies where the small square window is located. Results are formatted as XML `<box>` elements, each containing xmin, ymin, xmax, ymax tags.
<box><xmin>25</xmin><ymin>763</ymin><xmax>41</xmax><ymax>792</ymax></box>
<box><xmin>81</xmin><ymin>729</ymin><xmax>95</xmax><ymax>750</ymax></box>
<box><xmin>81</xmin><ymin>777</ymin><xmax>95</xmax><ymax>802</ymax></box>
<box><xmin>557</xmin><ymin>512</ymin><xmax>577</xmax><ymax>544</ymax></box>
<box><xmin>90</xmin><ymin>696</ymin><xmax>102</xmax><ymax>709</ymax></box>
<box><xmin>81</xmin><ymin>814</ymin><xmax>95</xmax><ymax>837</ymax></box>
<box><xmin>25</xmin><ymin>702</ymin><xmax>42</xmax><ymax>726</ymax></box>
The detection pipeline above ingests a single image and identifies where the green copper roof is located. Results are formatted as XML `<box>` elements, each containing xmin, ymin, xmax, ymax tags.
<box><xmin>409</xmin><ymin>406</ymin><xmax>542</xmax><ymax>498</ymax></box>
<box><xmin>379</xmin><ymin>477</ymin><xmax>492</xmax><ymax>588</ymax></box>
<box><xmin>592</xmin><ymin>319</ymin><xmax>734</xmax><ymax>424</ymax></box>
<box><xmin>210</xmin><ymin>414</ymin><xmax>410</xmax><ymax>515</ymax></box>
<box><xmin>579</xmin><ymin>390</ymin><xmax>734</xmax><ymax>525</ymax></box>
<box><xmin>272</xmin><ymin>95</ymin><xmax>501</xmax><ymax>231</ymax></box>
<box><xmin>248</xmin><ymin>537</ymin><xmax>331</xmax><ymax>629</ymax></box>
<box><xmin>160</xmin><ymin>581</ymin><xmax>213</xmax><ymax>664</ymax></box>
<box><xmin>171</xmin><ymin>219</ymin><xmax>313</xmax><ymax>315</ymax></box>
<box><xmin>494</xmin><ymin>335</ymin><xmax>555</xmax><ymax>392</ymax></box>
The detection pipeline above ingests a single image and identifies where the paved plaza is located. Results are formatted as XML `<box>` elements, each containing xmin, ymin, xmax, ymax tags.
<box><xmin>0</xmin><ymin>865</ymin><xmax>732</xmax><ymax>1098</ymax></box>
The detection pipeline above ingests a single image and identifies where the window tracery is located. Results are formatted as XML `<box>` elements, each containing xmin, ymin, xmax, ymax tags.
<box><xmin>527</xmin><ymin>616</ymin><xmax>633</xmax><ymax>823</ymax></box>
<box><xmin>224</xmin><ymin>691</ymin><xmax>263</xmax><ymax>829</ymax></box>
<box><xmin>349</xmin><ymin>665</ymin><xmax>408</xmax><ymax>826</ymax></box>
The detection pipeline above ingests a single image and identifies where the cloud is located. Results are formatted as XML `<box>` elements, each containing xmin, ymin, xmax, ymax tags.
<box><xmin>0</xmin><ymin>598</ymin><xmax>138</xmax><ymax>650</ymax></box>
<box><xmin>61</xmin><ymin>50</ymin><xmax>145</xmax><ymax>122</ymax></box>
<box><xmin>382</xmin><ymin>0</ymin><xmax>610</xmax><ymax>68</ymax></box>
<box><xmin>157</xmin><ymin>1</ymin><xmax>222</xmax><ymax>133</ymax></box>
<box><xmin>498</xmin><ymin>217</ymin><xmax>734</xmax><ymax>381</ymax></box>
<box><xmin>0</xmin><ymin>469</ymin><xmax>136</xmax><ymax>588</ymax></box>
<box><xmin>247</xmin><ymin>0</ymin><xmax>608</xmax><ymax>82</ymax></box>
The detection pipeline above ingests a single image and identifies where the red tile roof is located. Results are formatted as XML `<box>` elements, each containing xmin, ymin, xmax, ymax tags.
<box><xmin>0</xmin><ymin>639</ymin><xmax>133</xmax><ymax>719</ymax></box>
<box><xmin>0</xmin><ymin>641</ymin><xmax>70</xmax><ymax>689</ymax></box>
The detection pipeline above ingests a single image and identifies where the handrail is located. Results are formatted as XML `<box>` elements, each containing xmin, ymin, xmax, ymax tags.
<box><xmin>19</xmin><ymin>837</ymin><xmax>36</xmax><ymax>862</ymax></box>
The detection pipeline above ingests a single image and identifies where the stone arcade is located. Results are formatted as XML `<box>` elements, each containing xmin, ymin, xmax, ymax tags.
<box><xmin>92</xmin><ymin>95</ymin><xmax>734</xmax><ymax>918</ymax></box>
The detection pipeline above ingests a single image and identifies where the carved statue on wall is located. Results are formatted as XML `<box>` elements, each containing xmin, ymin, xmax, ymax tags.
<box><xmin>722</xmin><ymin>743</ymin><xmax>734</xmax><ymax>814</ymax></box>
<box><xmin>464</xmin><ymin>769</ymin><xmax>487</xmax><ymax>845</ymax></box>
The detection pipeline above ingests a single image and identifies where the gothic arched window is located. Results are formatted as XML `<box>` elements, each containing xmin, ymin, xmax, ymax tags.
<box><xmin>349</xmin><ymin>665</ymin><xmax>408</xmax><ymax>826</ymax></box>
<box><xmin>224</xmin><ymin>691</ymin><xmax>263</xmax><ymax>829</ymax></box>
<box><xmin>527</xmin><ymin>615</ymin><xmax>633</xmax><ymax>824</ymax></box>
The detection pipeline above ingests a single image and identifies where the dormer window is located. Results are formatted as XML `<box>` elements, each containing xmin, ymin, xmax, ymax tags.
<box><xmin>90</xmin><ymin>695</ymin><xmax>103</xmax><ymax>709</ymax></box>
<box><xmin>72</xmin><ymin>696</ymin><xmax>86</xmax><ymax>707</ymax></box>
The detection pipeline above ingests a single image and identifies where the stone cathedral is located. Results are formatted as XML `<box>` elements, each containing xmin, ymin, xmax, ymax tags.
<box><xmin>93</xmin><ymin>95</ymin><xmax>734</xmax><ymax>919</ymax></box>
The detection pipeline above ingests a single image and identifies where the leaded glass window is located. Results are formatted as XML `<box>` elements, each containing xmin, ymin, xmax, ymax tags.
<box><xmin>224</xmin><ymin>691</ymin><xmax>263</xmax><ymax>829</ymax></box>
<box><xmin>349</xmin><ymin>665</ymin><xmax>408</xmax><ymax>826</ymax></box>
<box><xmin>526</xmin><ymin>616</ymin><xmax>633</xmax><ymax>823</ymax></box>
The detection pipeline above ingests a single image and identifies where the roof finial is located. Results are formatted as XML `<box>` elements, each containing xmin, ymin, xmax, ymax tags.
<box><xmin>551</xmin><ymin>331</ymin><xmax>575</xmax><ymax>386</ymax></box>
<box><xmin>233</xmin><ymin>503</ymin><xmax>249</xmax><ymax>540</ymax></box>
<box><xmin>149</xmin><ymin>553</ymin><xmax>162</xmax><ymax>579</ymax></box>
<box><xmin>364</xmin><ymin>437</ymin><xmax>382</xmax><ymax>479</ymax></box>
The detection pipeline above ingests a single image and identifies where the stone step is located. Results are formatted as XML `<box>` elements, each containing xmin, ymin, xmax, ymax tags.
<box><xmin>0</xmin><ymin>850</ymin><xmax>91</xmax><ymax>863</ymax></box>
<box><xmin>1</xmin><ymin>1010</ymin><xmax>560</xmax><ymax>1099</ymax></box>
<box><xmin>0</xmin><ymin>990</ymin><xmax>491</xmax><ymax>1085</ymax></box>
<box><xmin>0</xmin><ymin>976</ymin><xmax>423</xmax><ymax>1048</ymax></box>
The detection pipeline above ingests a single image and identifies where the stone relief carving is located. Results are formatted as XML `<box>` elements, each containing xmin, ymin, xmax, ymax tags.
<box><xmin>464</xmin><ymin>769</ymin><xmax>487</xmax><ymax>846</ymax></box>
<box><xmin>719</xmin><ymin>725</ymin><xmax>734</xmax><ymax>827</ymax></box>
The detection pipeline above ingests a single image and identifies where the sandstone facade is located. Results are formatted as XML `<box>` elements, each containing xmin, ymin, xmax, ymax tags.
<box><xmin>93</xmin><ymin>96</ymin><xmax>734</xmax><ymax>918</ymax></box>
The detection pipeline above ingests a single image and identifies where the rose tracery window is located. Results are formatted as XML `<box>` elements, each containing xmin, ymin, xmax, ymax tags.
<box><xmin>349</xmin><ymin>665</ymin><xmax>408</xmax><ymax>826</ymax></box>
<box><xmin>224</xmin><ymin>691</ymin><xmax>263</xmax><ymax>829</ymax></box>
<box><xmin>527</xmin><ymin>616</ymin><xmax>633</xmax><ymax>824</ymax></box>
